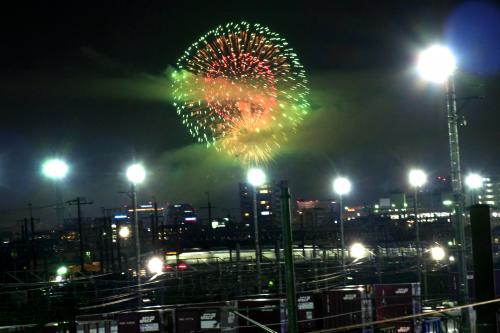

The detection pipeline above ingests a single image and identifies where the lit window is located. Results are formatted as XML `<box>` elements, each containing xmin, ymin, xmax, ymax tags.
<box><xmin>260</xmin><ymin>200</ymin><xmax>267</xmax><ymax>204</ymax></box>
<box><xmin>259</xmin><ymin>189</ymin><xmax>269</xmax><ymax>194</ymax></box>
<box><xmin>244</xmin><ymin>212</ymin><xmax>250</xmax><ymax>217</ymax></box>
<box><xmin>261</xmin><ymin>211</ymin><xmax>270</xmax><ymax>216</ymax></box>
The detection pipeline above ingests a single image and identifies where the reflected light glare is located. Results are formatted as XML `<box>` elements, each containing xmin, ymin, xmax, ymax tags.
<box><xmin>409</xmin><ymin>169</ymin><xmax>427</xmax><ymax>188</ymax></box>
<box><xmin>126</xmin><ymin>164</ymin><xmax>146</xmax><ymax>184</ymax></box>
<box><xmin>417</xmin><ymin>45</ymin><xmax>457</xmax><ymax>83</ymax></box>
<box><xmin>42</xmin><ymin>159</ymin><xmax>69</xmax><ymax>180</ymax></box>
<box><xmin>465</xmin><ymin>173</ymin><xmax>483</xmax><ymax>189</ymax></box>
<box><xmin>333</xmin><ymin>177</ymin><xmax>351</xmax><ymax>195</ymax></box>
<box><xmin>247</xmin><ymin>168</ymin><xmax>266</xmax><ymax>187</ymax></box>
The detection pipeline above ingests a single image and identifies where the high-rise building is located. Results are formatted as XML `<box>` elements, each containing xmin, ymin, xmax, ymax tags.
<box><xmin>239</xmin><ymin>181</ymin><xmax>284</xmax><ymax>226</ymax></box>
<box><xmin>166</xmin><ymin>204</ymin><xmax>197</xmax><ymax>225</ymax></box>
<box><xmin>478</xmin><ymin>176</ymin><xmax>500</xmax><ymax>208</ymax></box>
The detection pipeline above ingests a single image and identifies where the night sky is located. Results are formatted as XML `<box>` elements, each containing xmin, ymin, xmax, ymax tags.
<box><xmin>1</xmin><ymin>1</ymin><xmax>499</xmax><ymax>230</ymax></box>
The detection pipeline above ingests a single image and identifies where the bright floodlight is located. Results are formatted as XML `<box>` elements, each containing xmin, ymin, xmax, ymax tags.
<box><xmin>333</xmin><ymin>177</ymin><xmax>351</xmax><ymax>196</ymax></box>
<box><xmin>126</xmin><ymin>163</ymin><xmax>146</xmax><ymax>184</ymax></box>
<box><xmin>465</xmin><ymin>173</ymin><xmax>483</xmax><ymax>190</ymax></box>
<box><xmin>430</xmin><ymin>246</ymin><xmax>446</xmax><ymax>261</ymax></box>
<box><xmin>409</xmin><ymin>169</ymin><xmax>427</xmax><ymax>188</ymax></box>
<box><xmin>247</xmin><ymin>168</ymin><xmax>266</xmax><ymax>187</ymax></box>
<box><xmin>350</xmin><ymin>242</ymin><xmax>367</xmax><ymax>259</ymax></box>
<box><xmin>147</xmin><ymin>256</ymin><xmax>163</xmax><ymax>274</ymax></box>
<box><xmin>42</xmin><ymin>159</ymin><xmax>69</xmax><ymax>180</ymax></box>
<box><xmin>118</xmin><ymin>226</ymin><xmax>130</xmax><ymax>238</ymax></box>
<box><xmin>417</xmin><ymin>45</ymin><xmax>457</xmax><ymax>83</ymax></box>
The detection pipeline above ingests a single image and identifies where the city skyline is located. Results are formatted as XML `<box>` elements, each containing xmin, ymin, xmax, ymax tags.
<box><xmin>1</xmin><ymin>2</ymin><xmax>500</xmax><ymax>229</ymax></box>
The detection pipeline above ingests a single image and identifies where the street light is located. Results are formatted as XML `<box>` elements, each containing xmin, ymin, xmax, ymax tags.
<box><xmin>42</xmin><ymin>158</ymin><xmax>69</xmax><ymax>225</ymax></box>
<box><xmin>147</xmin><ymin>256</ymin><xmax>163</xmax><ymax>274</ymax></box>
<box><xmin>247</xmin><ymin>168</ymin><xmax>266</xmax><ymax>294</ymax></box>
<box><xmin>408</xmin><ymin>169</ymin><xmax>426</xmax><ymax>294</ymax></box>
<box><xmin>350</xmin><ymin>242</ymin><xmax>367</xmax><ymax>259</ymax></box>
<box><xmin>42</xmin><ymin>159</ymin><xmax>69</xmax><ymax>180</ymax></box>
<box><xmin>417</xmin><ymin>45</ymin><xmax>457</xmax><ymax>83</ymax></box>
<box><xmin>465</xmin><ymin>173</ymin><xmax>483</xmax><ymax>205</ymax></box>
<box><xmin>126</xmin><ymin>164</ymin><xmax>146</xmax><ymax>184</ymax></box>
<box><xmin>126</xmin><ymin>163</ymin><xmax>146</xmax><ymax>306</ymax></box>
<box><xmin>430</xmin><ymin>246</ymin><xmax>446</xmax><ymax>261</ymax></box>
<box><xmin>417</xmin><ymin>44</ymin><xmax>469</xmax><ymax>327</ymax></box>
<box><xmin>119</xmin><ymin>225</ymin><xmax>131</xmax><ymax>239</ymax></box>
<box><xmin>56</xmin><ymin>265</ymin><xmax>68</xmax><ymax>276</ymax></box>
<box><xmin>409</xmin><ymin>169</ymin><xmax>427</xmax><ymax>188</ymax></box>
<box><xmin>333</xmin><ymin>176</ymin><xmax>351</xmax><ymax>279</ymax></box>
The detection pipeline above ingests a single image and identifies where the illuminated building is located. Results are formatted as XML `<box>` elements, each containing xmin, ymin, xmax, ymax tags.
<box><xmin>296</xmin><ymin>200</ymin><xmax>335</xmax><ymax>227</ymax></box>
<box><xmin>239</xmin><ymin>181</ymin><xmax>284</xmax><ymax>226</ymax></box>
<box><xmin>166</xmin><ymin>204</ymin><xmax>197</xmax><ymax>225</ymax></box>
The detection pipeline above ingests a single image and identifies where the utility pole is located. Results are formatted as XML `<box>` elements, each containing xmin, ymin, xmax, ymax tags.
<box><xmin>252</xmin><ymin>186</ymin><xmax>262</xmax><ymax>294</ymax></box>
<box><xmin>413</xmin><ymin>188</ymin><xmax>423</xmax><ymax>299</ymax></box>
<box><xmin>23</xmin><ymin>218</ymin><xmax>29</xmax><ymax>242</ymax></box>
<box><xmin>446</xmin><ymin>77</ymin><xmax>470</xmax><ymax>331</ymax></box>
<box><xmin>129</xmin><ymin>184</ymin><xmax>142</xmax><ymax>306</ymax></box>
<box><xmin>339</xmin><ymin>195</ymin><xmax>346</xmax><ymax>284</ymax></box>
<box><xmin>153</xmin><ymin>199</ymin><xmax>160</xmax><ymax>253</ymax></box>
<box><xmin>200</xmin><ymin>191</ymin><xmax>215</xmax><ymax>225</ymax></box>
<box><xmin>280</xmin><ymin>181</ymin><xmax>297</xmax><ymax>333</ymax></box>
<box><xmin>29</xmin><ymin>203</ymin><xmax>36</xmax><ymax>272</ymax></box>
<box><xmin>67</xmin><ymin>197</ymin><xmax>93</xmax><ymax>273</ymax></box>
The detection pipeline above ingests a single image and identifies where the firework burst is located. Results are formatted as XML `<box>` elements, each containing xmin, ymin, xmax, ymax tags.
<box><xmin>172</xmin><ymin>21</ymin><xmax>309</xmax><ymax>164</ymax></box>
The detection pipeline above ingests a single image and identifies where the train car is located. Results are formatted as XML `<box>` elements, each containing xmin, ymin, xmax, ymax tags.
<box><xmin>320</xmin><ymin>287</ymin><xmax>373</xmax><ymax>333</ymax></box>
<box><xmin>373</xmin><ymin>283</ymin><xmax>420</xmax><ymax>332</ymax></box>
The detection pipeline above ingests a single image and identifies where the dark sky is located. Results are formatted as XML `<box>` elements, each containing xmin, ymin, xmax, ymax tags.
<box><xmin>1</xmin><ymin>1</ymin><xmax>499</xmax><ymax>230</ymax></box>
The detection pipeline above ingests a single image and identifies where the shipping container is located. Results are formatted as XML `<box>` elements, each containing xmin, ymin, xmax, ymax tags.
<box><xmin>78</xmin><ymin>309</ymin><xmax>174</xmax><ymax>333</ymax></box>
<box><xmin>373</xmin><ymin>283</ymin><xmax>420</xmax><ymax>333</ymax></box>
<box><xmin>236</xmin><ymin>299</ymin><xmax>285</xmax><ymax>333</ymax></box>
<box><xmin>175</xmin><ymin>303</ymin><xmax>236</xmax><ymax>333</ymax></box>
<box><xmin>296</xmin><ymin>292</ymin><xmax>319</xmax><ymax>332</ymax></box>
<box><xmin>76</xmin><ymin>313</ymin><xmax>117</xmax><ymax>333</ymax></box>
<box><xmin>321</xmin><ymin>287</ymin><xmax>373</xmax><ymax>333</ymax></box>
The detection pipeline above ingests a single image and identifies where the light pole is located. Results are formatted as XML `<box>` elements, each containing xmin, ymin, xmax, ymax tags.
<box><xmin>333</xmin><ymin>176</ymin><xmax>351</xmax><ymax>282</ymax></box>
<box><xmin>417</xmin><ymin>44</ymin><xmax>470</xmax><ymax>330</ymax></box>
<box><xmin>41</xmin><ymin>158</ymin><xmax>69</xmax><ymax>225</ymax></box>
<box><xmin>409</xmin><ymin>168</ymin><xmax>427</xmax><ymax>297</ymax></box>
<box><xmin>126</xmin><ymin>163</ymin><xmax>146</xmax><ymax>307</ymax></box>
<box><xmin>465</xmin><ymin>173</ymin><xmax>483</xmax><ymax>205</ymax></box>
<box><xmin>247</xmin><ymin>168</ymin><xmax>266</xmax><ymax>294</ymax></box>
